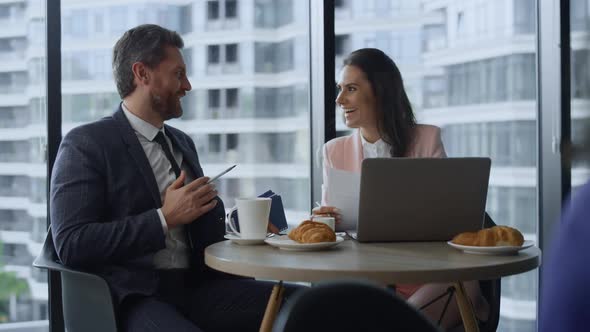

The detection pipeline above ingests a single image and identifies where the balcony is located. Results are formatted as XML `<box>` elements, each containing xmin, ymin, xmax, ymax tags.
<box><xmin>0</xmin><ymin>85</ymin><xmax>27</xmax><ymax>94</ymax></box>
<box><xmin>1</xmin><ymin>253</ymin><xmax>32</xmax><ymax>266</ymax></box>
<box><xmin>0</xmin><ymin>53</ymin><xmax>26</xmax><ymax>73</ymax></box>
<box><xmin>0</xmin><ymin>219</ymin><xmax>32</xmax><ymax>232</ymax></box>
<box><xmin>0</xmin><ymin>20</ymin><xmax>26</xmax><ymax>38</ymax></box>
<box><xmin>205</xmin><ymin>18</ymin><xmax>241</xmax><ymax>31</ymax></box>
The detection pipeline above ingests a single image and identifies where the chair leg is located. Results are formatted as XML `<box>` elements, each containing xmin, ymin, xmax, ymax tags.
<box><xmin>453</xmin><ymin>281</ymin><xmax>480</xmax><ymax>332</ymax></box>
<box><xmin>416</xmin><ymin>285</ymin><xmax>455</xmax><ymax>326</ymax></box>
<box><xmin>260</xmin><ymin>281</ymin><xmax>285</xmax><ymax>332</ymax></box>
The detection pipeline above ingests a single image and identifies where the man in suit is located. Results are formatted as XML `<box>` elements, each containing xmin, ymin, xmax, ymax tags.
<box><xmin>50</xmin><ymin>24</ymin><xmax>298</xmax><ymax>332</ymax></box>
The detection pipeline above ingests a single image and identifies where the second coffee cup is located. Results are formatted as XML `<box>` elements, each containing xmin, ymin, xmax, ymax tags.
<box><xmin>313</xmin><ymin>216</ymin><xmax>335</xmax><ymax>231</ymax></box>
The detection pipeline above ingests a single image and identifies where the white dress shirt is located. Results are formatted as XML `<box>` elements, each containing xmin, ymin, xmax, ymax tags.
<box><xmin>360</xmin><ymin>133</ymin><xmax>391</xmax><ymax>159</ymax></box>
<box><xmin>122</xmin><ymin>104</ymin><xmax>193</xmax><ymax>269</ymax></box>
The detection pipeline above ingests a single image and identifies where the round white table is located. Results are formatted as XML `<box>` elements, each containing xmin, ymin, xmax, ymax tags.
<box><xmin>205</xmin><ymin>239</ymin><xmax>541</xmax><ymax>332</ymax></box>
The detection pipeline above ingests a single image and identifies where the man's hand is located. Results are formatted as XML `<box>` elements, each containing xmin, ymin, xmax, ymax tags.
<box><xmin>161</xmin><ymin>171</ymin><xmax>218</xmax><ymax>228</ymax></box>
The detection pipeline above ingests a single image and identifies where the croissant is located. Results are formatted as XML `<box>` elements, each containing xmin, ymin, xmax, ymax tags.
<box><xmin>289</xmin><ymin>220</ymin><xmax>336</xmax><ymax>243</ymax></box>
<box><xmin>452</xmin><ymin>226</ymin><xmax>524</xmax><ymax>247</ymax></box>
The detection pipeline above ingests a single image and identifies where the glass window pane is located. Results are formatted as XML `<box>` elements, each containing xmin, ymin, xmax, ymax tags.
<box><xmin>334</xmin><ymin>1</ymin><xmax>538</xmax><ymax>330</ymax></box>
<box><xmin>226</xmin><ymin>0</ymin><xmax>238</xmax><ymax>18</ymax></box>
<box><xmin>225</xmin><ymin>43</ymin><xmax>238</xmax><ymax>63</ymax></box>
<box><xmin>208</xmin><ymin>44</ymin><xmax>220</xmax><ymax>64</ymax></box>
<box><xmin>207</xmin><ymin>1</ymin><xmax>219</xmax><ymax>20</ymax></box>
<box><xmin>60</xmin><ymin>0</ymin><xmax>311</xmax><ymax>238</ymax></box>
<box><xmin>0</xmin><ymin>0</ymin><xmax>48</xmax><ymax>327</ymax></box>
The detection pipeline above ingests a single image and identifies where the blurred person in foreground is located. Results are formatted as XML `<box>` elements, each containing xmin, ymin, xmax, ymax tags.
<box><xmin>540</xmin><ymin>126</ymin><xmax>590</xmax><ymax>332</ymax></box>
<box><xmin>50</xmin><ymin>24</ymin><xmax>300</xmax><ymax>332</ymax></box>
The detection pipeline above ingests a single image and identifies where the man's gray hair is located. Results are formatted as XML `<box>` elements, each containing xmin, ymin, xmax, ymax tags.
<box><xmin>112</xmin><ymin>24</ymin><xmax>184</xmax><ymax>98</ymax></box>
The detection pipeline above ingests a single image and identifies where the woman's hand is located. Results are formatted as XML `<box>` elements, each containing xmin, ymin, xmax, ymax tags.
<box><xmin>311</xmin><ymin>206</ymin><xmax>342</xmax><ymax>225</ymax></box>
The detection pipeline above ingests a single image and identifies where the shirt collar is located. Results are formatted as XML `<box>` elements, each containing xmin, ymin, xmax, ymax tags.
<box><xmin>360</xmin><ymin>132</ymin><xmax>387</xmax><ymax>151</ymax></box>
<box><xmin>121</xmin><ymin>102</ymin><xmax>164</xmax><ymax>141</ymax></box>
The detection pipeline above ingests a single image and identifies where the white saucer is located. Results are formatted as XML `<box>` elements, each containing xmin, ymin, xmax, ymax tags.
<box><xmin>224</xmin><ymin>234</ymin><xmax>267</xmax><ymax>245</ymax></box>
<box><xmin>447</xmin><ymin>240</ymin><xmax>535</xmax><ymax>255</ymax></box>
<box><xmin>264</xmin><ymin>235</ymin><xmax>344</xmax><ymax>251</ymax></box>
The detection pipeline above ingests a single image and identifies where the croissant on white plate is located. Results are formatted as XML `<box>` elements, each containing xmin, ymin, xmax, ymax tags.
<box><xmin>452</xmin><ymin>226</ymin><xmax>524</xmax><ymax>247</ymax></box>
<box><xmin>288</xmin><ymin>220</ymin><xmax>336</xmax><ymax>244</ymax></box>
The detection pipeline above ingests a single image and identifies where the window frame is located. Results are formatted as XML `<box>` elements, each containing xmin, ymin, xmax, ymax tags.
<box><xmin>43</xmin><ymin>1</ymin><xmax>571</xmax><ymax>331</ymax></box>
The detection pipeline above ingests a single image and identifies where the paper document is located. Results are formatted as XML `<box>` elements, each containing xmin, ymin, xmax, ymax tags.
<box><xmin>325</xmin><ymin>167</ymin><xmax>360</xmax><ymax>231</ymax></box>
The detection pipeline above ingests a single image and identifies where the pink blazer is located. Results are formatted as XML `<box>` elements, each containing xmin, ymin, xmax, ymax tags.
<box><xmin>322</xmin><ymin>124</ymin><xmax>447</xmax><ymax>204</ymax></box>
<box><xmin>320</xmin><ymin>124</ymin><xmax>447</xmax><ymax>299</ymax></box>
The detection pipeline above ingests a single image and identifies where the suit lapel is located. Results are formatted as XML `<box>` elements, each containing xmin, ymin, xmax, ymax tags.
<box><xmin>113</xmin><ymin>106</ymin><xmax>162</xmax><ymax>207</ymax></box>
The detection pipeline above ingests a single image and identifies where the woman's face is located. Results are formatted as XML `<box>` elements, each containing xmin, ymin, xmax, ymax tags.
<box><xmin>335</xmin><ymin>65</ymin><xmax>378</xmax><ymax>130</ymax></box>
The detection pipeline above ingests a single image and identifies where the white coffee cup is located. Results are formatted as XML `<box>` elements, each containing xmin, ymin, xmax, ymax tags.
<box><xmin>313</xmin><ymin>216</ymin><xmax>335</xmax><ymax>231</ymax></box>
<box><xmin>227</xmin><ymin>197</ymin><xmax>271</xmax><ymax>239</ymax></box>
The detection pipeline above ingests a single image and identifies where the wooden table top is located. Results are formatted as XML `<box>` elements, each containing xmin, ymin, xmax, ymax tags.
<box><xmin>205</xmin><ymin>239</ymin><xmax>541</xmax><ymax>284</ymax></box>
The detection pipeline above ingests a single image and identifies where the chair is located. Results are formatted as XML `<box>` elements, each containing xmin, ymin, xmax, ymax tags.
<box><xmin>272</xmin><ymin>280</ymin><xmax>441</xmax><ymax>332</ymax></box>
<box><xmin>449</xmin><ymin>212</ymin><xmax>501</xmax><ymax>332</ymax></box>
<box><xmin>32</xmin><ymin>226</ymin><xmax>118</xmax><ymax>332</ymax></box>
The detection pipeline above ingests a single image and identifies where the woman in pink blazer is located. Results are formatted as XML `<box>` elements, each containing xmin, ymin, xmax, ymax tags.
<box><xmin>313</xmin><ymin>48</ymin><xmax>489</xmax><ymax>329</ymax></box>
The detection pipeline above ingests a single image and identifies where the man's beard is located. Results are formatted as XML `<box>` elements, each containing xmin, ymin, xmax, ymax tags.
<box><xmin>150</xmin><ymin>92</ymin><xmax>183</xmax><ymax>121</ymax></box>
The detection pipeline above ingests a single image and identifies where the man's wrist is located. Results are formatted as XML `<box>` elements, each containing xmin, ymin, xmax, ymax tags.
<box><xmin>157</xmin><ymin>208</ymin><xmax>168</xmax><ymax>234</ymax></box>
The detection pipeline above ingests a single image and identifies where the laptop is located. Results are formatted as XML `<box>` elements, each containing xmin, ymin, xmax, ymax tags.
<box><xmin>351</xmin><ymin>157</ymin><xmax>491</xmax><ymax>242</ymax></box>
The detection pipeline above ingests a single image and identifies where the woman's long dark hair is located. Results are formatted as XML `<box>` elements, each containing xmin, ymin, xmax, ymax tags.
<box><xmin>342</xmin><ymin>48</ymin><xmax>417</xmax><ymax>157</ymax></box>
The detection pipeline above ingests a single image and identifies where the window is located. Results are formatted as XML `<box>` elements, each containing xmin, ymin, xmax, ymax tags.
<box><xmin>108</xmin><ymin>6</ymin><xmax>127</xmax><ymax>35</ymax></box>
<box><xmin>94</xmin><ymin>11</ymin><xmax>104</xmax><ymax>34</ymax></box>
<box><xmin>209</xmin><ymin>134</ymin><xmax>221</xmax><ymax>153</ymax></box>
<box><xmin>227</xmin><ymin>88</ymin><xmax>239</xmax><ymax>108</ymax></box>
<box><xmin>0</xmin><ymin>2</ymin><xmax>47</xmax><ymax>318</ymax></box>
<box><xmin>207</xmin><ymin>1</ymin><xmax>220</xmax><ymax>20</ymax></box>
<box><xmin>0</xmin><ymin>5</ymin><xmax>10</xmax><ymax>19</ymax></box>
<box><xmin>335</xmin><ymin>35</ymin><xmax>350</xmax><ymax>57</ymax></box>
<box><xmin>226</xmin><ymin>43</ymin><xmax>238</xmax><ymax>63</ymax></box>
<box><xmin>208</xmin><ymin>45</ymin><xmax>220</xmax><ymax>64</ymax></box>
<box><xmin>227</xmin><ymin>133</ymin><xmax>238</xmax><ymax>150</ymax></box>
<box><xmin>445</xmin><ymin>55</ymin><xmax>536</xmax><ymax>106</ymax></box>
<box><xmin>456</xmin><ymin>11</ymin><xmax>465</xmax><ymax>37</ymax></box>
<box><xmin>0</xmin><ymin>1</ymin><xmax>47</xmax><ymax>306</ymax></box>
<box><xmin>254</xmin><ymin>0</ymin><xmax>294</xmax><ymax>28</ymax></box>
<box><xmin>572</xmin><ymin>49</ymin><xmax>590</xmax><ymax>99</ymax></box>
<box><xmin>571</xmin><ymin>0</ymin><xmax>589</xmax><ymax>31</ymax></box>
<box><xmin>571</xmin><ymin>0</ymin><xmax>590</xmax><ymax>187</ymax></box>
<box><xmin>180</xmin><ymin>4</ymin><xmax>192</xmax><ymax>33</ymax></box>
<box><xmin>255</xmin><ymin>40</ymin><xmax>294</xmax><ymax>73</ymax></box>
<box><xmin>226</xmin><ymin>0</ymin><xmax>238</xmax><ymax>18</ymax></box>
<box><xmin>208</xmin><ymin>89</ymin><xmax>221</xmax><ymax>108</ymax></box>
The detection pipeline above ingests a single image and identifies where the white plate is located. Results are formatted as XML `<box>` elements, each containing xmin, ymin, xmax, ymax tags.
<box><xmin>264</xmin><ymin>235</ymin><xmax>344</xmax><ymax>251</ymax></box>
<box><xmin>447</xmin><ymin>240</ymin><xmax>535</xmax><ymax>255</ymax></box>
<box><xmin>224</xmin><ymin>234</ymin><xmax>267</xmax><ymax>245</ymax></box>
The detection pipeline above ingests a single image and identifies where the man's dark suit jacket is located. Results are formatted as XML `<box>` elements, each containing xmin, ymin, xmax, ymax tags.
<box><xmin>50</xmin><ymin>105</ymin><xmax>226</xmax><ymax>305</ymax></box>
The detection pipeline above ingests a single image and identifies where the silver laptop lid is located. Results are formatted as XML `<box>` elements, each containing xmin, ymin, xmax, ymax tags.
<box><xmin>356</xmin><ymin>157</ymin><xmax>491</xmax><ymax>242</ymax></box>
